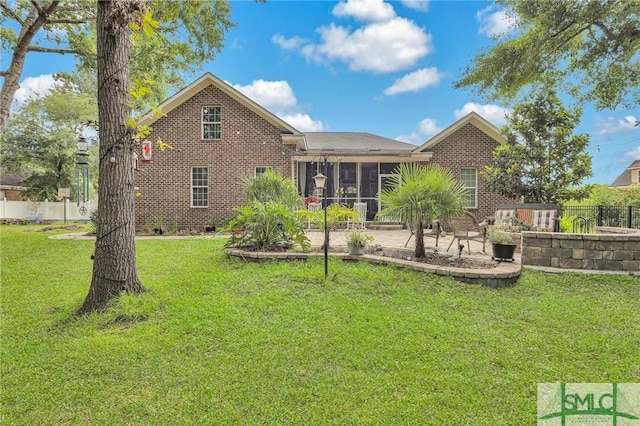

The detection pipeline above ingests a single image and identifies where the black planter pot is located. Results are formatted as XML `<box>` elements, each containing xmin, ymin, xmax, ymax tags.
<box><xmin>491</xmin><ymin>243</ymin><xmax>516</xmax><ymax>261</ymax></box>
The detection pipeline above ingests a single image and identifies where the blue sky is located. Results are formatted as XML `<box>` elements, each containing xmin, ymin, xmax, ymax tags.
<box><xmin>12</xmin><ymin>0</ymin><xmax>640</xmax><ymax>185</ymax></box>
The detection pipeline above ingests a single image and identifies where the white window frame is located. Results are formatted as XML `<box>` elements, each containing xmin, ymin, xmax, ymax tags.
<box><xmin>460</xmin><ymin>168</ymin><xmax>477</xmax><ymax>209</ymax></box>
<box><xmin>202</xmin><ymin>106</ymin><xmax>221</xmax><ymax>140</ymax></box>
<box><xmin>191</xmin><ymin>166</ymin><xmax>209</xmax><ymax>208</ymax></box>
<box><xmin>254</xmin><ymin>166</ymin><xmax>271</xmax><ymax>177</ymax></box>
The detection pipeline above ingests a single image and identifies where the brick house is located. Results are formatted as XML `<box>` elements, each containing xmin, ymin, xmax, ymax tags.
<box><xmin>0</xmin><ymin>167</ymin><xmax>29</xmax><ymax>201</ymax></box>
<box><xmin>135</xmin><ymin>73</ymin><xmax>512</xmax><ymax>230</ymax></box>
<box><xmin>412</xmin><ymin>112</ymin><xmax>514</xmax><ymax>221</ymax></box>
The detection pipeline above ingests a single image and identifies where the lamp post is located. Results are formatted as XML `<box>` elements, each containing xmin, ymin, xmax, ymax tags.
<box><xmin>76</xmin><ymin>136</ymin><xmax>90</xmax><ymax>214</ymax></box>
<box><xmin>313</xmin><ymin>168</ymin><xmax>328</xmax><ymax>278</ymax></box>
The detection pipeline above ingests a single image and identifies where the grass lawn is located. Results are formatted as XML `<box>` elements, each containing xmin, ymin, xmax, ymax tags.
<box><xmin>1</xmin><ymin>224</ymin><xmax>639</xmax><ymax>425</ymax></box>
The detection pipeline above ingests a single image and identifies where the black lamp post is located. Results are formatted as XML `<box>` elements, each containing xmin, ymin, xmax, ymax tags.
<box><xmin>313</xmin><ymin>168</ymin><xmax>328</xmax><ymax>278</ymax></box>
<box><xmin>76</xmin><ymin>136</ymin><xmax>90</xmax><ymax>212</ymax></box>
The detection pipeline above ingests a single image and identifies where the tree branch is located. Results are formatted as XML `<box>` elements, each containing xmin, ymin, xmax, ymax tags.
<box><xmin>42</xmin><ymin>0</ymin><xmax>61</xmax><ymax>18</ymax></box>
<box><xmin>27</xmin><ymin>46</ymin><xmax>81</xmax><ymax>54</ymax></box>
<box><xmin>47</xmin><ymin>18</ymin><xmax>94</xmax><ymax>24</ymax></box>
<box><xmin>30</xmin><ymin>0</ymin><xmax>44</xmax><ymax>15</ymax></box>
<box><xmin>548</xmin><ymin>19</ymin><xmax>577</xmax><ymax>39</ymax></box>
<box><xmin>593</xmin><ymin>21</ymin><xmax>615</xmax><ymax>40</ymax></box>
<box><xmin>0</xmin><ymin>1</ymin><xmax>25</xmax><ymax>25</ymax></box>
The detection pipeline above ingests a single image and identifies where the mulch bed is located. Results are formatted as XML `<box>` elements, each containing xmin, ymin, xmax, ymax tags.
<box><xmin>336</xmin><ymin>247</ymin><xmax>498</xmax><ymax>269</ymax></box>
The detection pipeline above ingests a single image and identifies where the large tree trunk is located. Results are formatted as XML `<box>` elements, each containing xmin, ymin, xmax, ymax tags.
<box><xmin>78</xmin><ymin>0</ymin><xmax>145</xmax><ymax>315</ymax></box>
<box><xmin>414</xmin><ymin>218</ymin><xmax>426</xmax><ymax>258</ymax></box>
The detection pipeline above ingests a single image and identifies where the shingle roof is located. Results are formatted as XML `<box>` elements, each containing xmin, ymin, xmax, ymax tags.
<box><xmin>302</xmin><ymin>132</ymin><xmax>416</xmax><ymax>153</ymax></box>
<box><xmin>0</xmin><ymin>167</ymin><xmax>27</xmax><ymax>187</ymax></box>
<box><xmin>610</xmin><ymin>159</ymin><xmax>640</xmax><ymax>187</ymax></box>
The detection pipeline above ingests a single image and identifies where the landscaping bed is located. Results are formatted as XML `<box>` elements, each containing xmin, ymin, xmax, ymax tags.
<box><xmin>344</xmin><ymin>247</ymin><xmax>497</xmax><ymax>269</ymax></box>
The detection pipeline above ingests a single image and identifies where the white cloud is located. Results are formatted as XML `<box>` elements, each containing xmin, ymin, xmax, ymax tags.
<box><xmin>231</xmin><ymin>79</ymin><xmax>297</xmax><ymax>109</ymax></box>
<box><xmin>272</xmin><ymin>34</ymin><xmax>306</xmax><ymax>50</ymax></box>
<box><xmin>396</xmin><ymin>117</ymin><xmax>441</xmax><ymax>144</ymax></box>
<box><xmin>454</xmin><ymin>102</ymin><xmax>510</xmax><ymax>126</ymax></box>
<box><xmin>278</xmin><ymin>0</ymin><xmax>432</xmax><ymax>74</ymax></box>
<box><xmin>304</xmin><ymin>18</ymin><xmax>432</xmax><ymax>73</ymax></box>
<box><xmin>477</xmin><ymin>6</ymin><xmax>517</xmax><ymax>38</ymax></box>
<box><xmin>13</xmin><ymin>74</ymin><xmax>60</xmax><ymax>107</ymax></box>
<box><xmin>332</xmin><ymin>0</ymin><xmax>396</xmax><ymax>23</ymax></box>
<box><xmin>401</xmin><ymin>0</ymin><xmax>429</xmax><ymax>12</ymax></box>
<box><xmin>383</xmin><ymin>67</ymin><xmax>444</xmax><ymax>96</ymax></box>
<box><xmin>622</xmin><ymin>146</ymin><xmax>640</xmax><ymax>161</ymax></box>
<box><xmin>277</xmin><ymin>113</ymin><xmax>326</xmax><ymax>132</ymax></box>
<box><xmin>597</xmin><ymin>115</ymin><xmax>638</xmax><ymax>135</ymax></box>
<box><xmin>229</xmin><ymin>79</ymin><xmax>325</xmax><ymax>132</ymax></box>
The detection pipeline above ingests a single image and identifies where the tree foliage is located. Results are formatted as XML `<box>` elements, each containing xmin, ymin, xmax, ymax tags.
<box><xmin>454</xmin><ymin>0</ymin><xmax>640</xmax><ymax>111</ymax></box>
<box><xmin>0</xmin><ymin>87</ymin><xmax>97</xmax><ymax>200</ymax></box>
<box><xmin>569</xmin><ymin>184</ymin><xmax>640</xmax><ymax>207</ymax></box>
<box><xmin>0</xmin><ymin>0</ymin><xmax>235</xmax><ymax>135</ymax></box>
<box><xmin>483</xmin><ymin>91</ymin><xmax>592</xmax><ymax>205</ymax></box>
<box><xmin>377</xmin><ymin>163</ymin><xmax>467</xmax><ymax>258</ymax></box>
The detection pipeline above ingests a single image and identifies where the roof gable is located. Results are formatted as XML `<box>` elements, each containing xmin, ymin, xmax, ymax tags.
<box><xmin>627</xmin><ymin>159</ymin><xmax>640</xmax><ymax>170</ymax></box>
<box><xmin>413</xmin><ymin>111</ymin><xmax>506</xmax><ymax>152</ymax></box>
<box><xmin>611</xmin><ymin>169</ymin><xmax>631</xmax><ymax>187</ymax></box>
<box><xmin>611</xmin><ymin>159</ymin><xmax>640</xmax><ymax>187</ymax></box>
<box><xmin>138</xmin><ymin>73</ymin><xmax>302</xmax><ymax>138</ymax></box>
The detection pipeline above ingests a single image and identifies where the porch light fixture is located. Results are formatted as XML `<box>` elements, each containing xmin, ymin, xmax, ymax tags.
<box><xmin>313</xmin><ymin>170</ymin><xmax>329</xmax><ymax>279</ymax></box>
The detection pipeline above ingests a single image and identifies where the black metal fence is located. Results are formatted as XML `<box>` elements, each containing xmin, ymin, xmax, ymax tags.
<box><xmin>561</xmin><ymin>205</ymin><xmax>640</xmax><ymax>232</ymax></box>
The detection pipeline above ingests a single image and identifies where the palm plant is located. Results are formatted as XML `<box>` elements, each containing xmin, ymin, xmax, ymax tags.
<box><xmin>224</xmin><ymin>201</ymin><xmax>310</xmax><ymax>252</ymax></box>
<box><xmin>241</xmin><ymin>169</ymin><xmax>303</xmax><ymax>210</ymax></box>
<box><xmin>377</xmin><ymin>163</ymin><xmax>467</xmax><ymax>258</ymax></box>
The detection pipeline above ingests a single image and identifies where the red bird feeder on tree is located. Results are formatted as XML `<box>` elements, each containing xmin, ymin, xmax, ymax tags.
<box><xmin>141</xmin><ymin>140</ymin><xmax>153</xmax><ymax>164</ymax></box>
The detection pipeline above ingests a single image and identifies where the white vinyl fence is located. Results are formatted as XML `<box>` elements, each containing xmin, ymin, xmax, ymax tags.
<box><xmin>0</xmin><ymin>198</ymin><xmax>96</xmax><ymax>222</ymax></box>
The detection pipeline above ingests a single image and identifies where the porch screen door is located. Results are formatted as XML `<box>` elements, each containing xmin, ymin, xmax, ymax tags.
<box><xmin>377</xmin><ymin>173</ymin><xmax>398</xmax><ymax>221</ymax></box>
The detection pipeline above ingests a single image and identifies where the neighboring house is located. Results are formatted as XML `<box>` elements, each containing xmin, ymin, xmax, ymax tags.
<box><xmin>611</xmin><ymin>160</ymin><xmax>640</xmax><ymax>189</ymax></box>
<box><xmin>0</xmin><ymin>167</ymin><xmax>28</xmax><ymax>201</ymax></box>
<box><xmin>135</xmin><ymin>73</ymin><xmax>512</xmax><ymax>230</ymax></box>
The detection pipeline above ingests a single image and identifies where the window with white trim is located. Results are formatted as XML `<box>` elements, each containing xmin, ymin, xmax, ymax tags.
<box><xmin>460</xmin><ymin>168</ymin><xmax>477</xmax><ymax>209</ymax></box>
<box><xmin>202</xmin><ymin>106</ymin><xmax>221</xmax><ymax>140</ymax></box>
<box><xmin>191</xmin><ymin>167</ymin><xmax>208</xmax><ymax>207</ymax></box>
<box><xmin>255</xmin><ymin>166</ymin><xmax>271</xmax><ymax>177</ymax></box>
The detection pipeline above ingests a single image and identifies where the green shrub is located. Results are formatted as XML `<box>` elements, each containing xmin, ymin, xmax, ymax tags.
<box><xmin>225</xmin><ymin>201</ymin><xmax>310</xmax><ymax>251</ymax></box>
<box><xmin>487</xmin><ymin>228</ymin><xmax>516</xmax><ymax>245</ymax></box>
<box><xmin>559</xmin><ymin>215</ymin><xmax>576</xmax><ymax>233</ymax></box>
<box><xmin>297</xmin><ymin>203</ymin><xmax>358</xmax><ymax>230</ymax></box>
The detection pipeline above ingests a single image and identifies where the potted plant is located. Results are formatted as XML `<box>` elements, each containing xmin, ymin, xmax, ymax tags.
<box><xmin>346</xmin><ymin>230</ymin><xmax>373</xmax><ymax>255</ymax></box>
<box><xmin>487</xmin><ymin>228</ymin><xmax>517</xmax><ymax>261</ymax></box>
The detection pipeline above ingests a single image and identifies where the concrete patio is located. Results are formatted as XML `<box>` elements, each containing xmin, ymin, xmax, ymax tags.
<box><xmin>305</xmin><ymin>228</ymin><xmax>518</xmax><ymax>262</ymax></box>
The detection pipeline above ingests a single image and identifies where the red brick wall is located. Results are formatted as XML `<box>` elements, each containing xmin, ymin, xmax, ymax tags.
<box><xmin>135</xmin><ymin>85</ymin><xmax>292</xmax><ymax>230</ymax></box>
<box><xmin>426</xmin><ymin>123</ymin><xmax>515</xmax><ymax>221</ymax></box>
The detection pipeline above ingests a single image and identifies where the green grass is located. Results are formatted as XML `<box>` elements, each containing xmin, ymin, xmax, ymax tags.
<box><xmin>1</xmin><ymin>225</ymin><xmax>639</xmax><ymax>425</ymax></box>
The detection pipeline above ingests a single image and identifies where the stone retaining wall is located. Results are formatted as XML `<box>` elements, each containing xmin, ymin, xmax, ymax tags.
<box><xmin>226</xmin><ymin>248</ymin><xmax>521</xmax><ymax>287</ymax></box>
<box><xmin>522</xmin><ymin>230</ymin><xmax>640</xmax><ymax>272</ymax></box>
